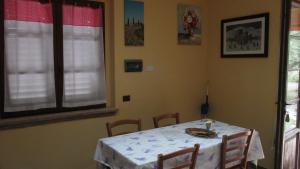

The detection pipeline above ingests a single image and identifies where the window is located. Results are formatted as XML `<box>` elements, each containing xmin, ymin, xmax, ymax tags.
<box><xmin>62</xmin><ymin>3</ymin><xmax>106</xmax><ymax>107</ymax></box>
<box><xmin>0</xmin><ymin>0</ymin><xmax>106</xmax><ymax>118</ymax></box>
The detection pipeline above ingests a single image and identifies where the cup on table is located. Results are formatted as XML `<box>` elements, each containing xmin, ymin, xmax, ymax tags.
<box><xmin>205</xmin><ymin>121</ymin><xmax>212</xmax><ymax>130</ymax></box>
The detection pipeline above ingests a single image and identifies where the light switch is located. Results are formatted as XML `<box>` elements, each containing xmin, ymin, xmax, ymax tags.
<box><xmin>145</xmin><ymin>65</ymin><xmax>155</xmax><ymax>72</ymax></box>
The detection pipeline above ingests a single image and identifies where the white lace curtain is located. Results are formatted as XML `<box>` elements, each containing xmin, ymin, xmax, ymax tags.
<box><xmin>4</xmin><ymin>0</ymin><xmax>56</xmax><ymax>112</ymax></box>
<box><xmin>62</xmin><ymin>3</ymin><xmax>106</xmax><ymax>107</ymax></box>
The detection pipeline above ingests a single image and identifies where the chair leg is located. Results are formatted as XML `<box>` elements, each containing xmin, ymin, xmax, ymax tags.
<box><xmin>96</xmin><ymin>163</ymin><xmax>111</xmax><ymax>169</ymax></box>
<box><xmin>247</xmin><ymin>162</ymin><xmax>257</xmax><ymax>169</ymax></box>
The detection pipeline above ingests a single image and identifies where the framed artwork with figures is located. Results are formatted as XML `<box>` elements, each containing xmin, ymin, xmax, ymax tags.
<box><xmin>221</xmin><ymin>13</ymin><xmax>269</xmax><ymax>58</ymax></box>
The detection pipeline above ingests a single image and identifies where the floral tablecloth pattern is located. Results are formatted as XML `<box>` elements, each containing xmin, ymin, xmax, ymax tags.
<box><xmin>94</xmin><ymin>120</ymin><xmax>264</xmax><ymax>169</ymax></box>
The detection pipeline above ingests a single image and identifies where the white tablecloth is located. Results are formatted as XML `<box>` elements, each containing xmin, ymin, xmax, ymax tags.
<box><xmin>94</xmin><ymin>119</ymin><xmax>264</xmax><ymax>169</ymax></box>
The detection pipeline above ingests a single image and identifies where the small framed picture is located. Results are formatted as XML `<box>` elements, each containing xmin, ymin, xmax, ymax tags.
<box><xmin>124</xmin><ymin>0</ymin><xmax>144</xmax><ymax>46</ymax></box>
<box><xmin>177</xmin><ymin>4</ymin><xmax>201</xmax><ymax>45</ymax></box>
<box><xmin>221</xmin><ymin>13</ymin><xmax>269</xmax><ymax>58</ymax></box>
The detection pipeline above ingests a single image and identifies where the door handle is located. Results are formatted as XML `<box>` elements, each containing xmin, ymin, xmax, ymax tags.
<box><xmin>285</xmin><ymin>113</ymin><xmax>290</xmax><ymax>122</ymax></box>
<box><xmin>275</xmin><ymin>102</ymin><xmax>293</xmax><ymax>105</ymax></box>
<box><xmin>275</xmin><ymin>99</ymin><xmax>299</xmax><ymax>105</ymax></box>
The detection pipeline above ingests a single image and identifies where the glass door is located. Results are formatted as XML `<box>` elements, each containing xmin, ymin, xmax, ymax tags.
<box><xmin>285</xmin><ymin>30</ymin><xmax>300</xmax><ymax>131</ymax></box>
<box><xmin>282</xmin><ymin>2</ymin><xmax>300</xmax><ymax>169</ymax></box>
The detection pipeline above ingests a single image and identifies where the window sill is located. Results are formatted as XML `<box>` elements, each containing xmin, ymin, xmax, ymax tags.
<box><xmin>0</xmin><ymin>107</ymin><xmax>118</xmax><ymax>130</ymax></box>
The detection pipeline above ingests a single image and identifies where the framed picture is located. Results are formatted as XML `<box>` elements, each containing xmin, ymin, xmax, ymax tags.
<box><xmin>124</xmin><ymin>0</ymin><xmax>144</xmax><ymax>46</ymax></box>
<box><xmin>221</xmin><ymin>13</ymin><xmax>269</xmax><ymax>58</ymax></box>
<box><xmin>177</xmin><ymin>4</ymin><xmax>201</xmax><ymax>45</ymax></box>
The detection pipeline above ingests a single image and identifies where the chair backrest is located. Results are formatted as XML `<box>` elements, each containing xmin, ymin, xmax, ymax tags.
<box><xmin>157</xmin><ymin>144</ymin><xmax>200</xmax><ymax>169</ymax></box>
<box><xmin>106</xmin><ymin>119</ymin><xmax>142</xmax><ymax>137</ymax></box>
<box><xmin>220</xmin><ymin>129</ymin><xmax>254</xmax><ymax>169</ymax></box>
<box><xmin>153</xmin><ymin>113</ymin><xmax>180</xmax><ymax>128</ymax></box>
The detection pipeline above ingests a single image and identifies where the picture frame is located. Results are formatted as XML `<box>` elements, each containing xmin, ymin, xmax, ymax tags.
<box><xmin>124</xmin><ymin>0</ymin><xmax>144</xmax><ymax>46</ymax></box>
<box><xmin>124</xmin><ymin>59</ymin><xmax>143</xmax><ymax>72</ymax></box>
<box><xmin>177</xmin><ymin>4</ymin><xmax>201</xmax><ymax>45</ymax></box>
<box><xmin>221</xmin><ymin>13</ymin><xmax>269</xmax><ymax>58</ymax></box>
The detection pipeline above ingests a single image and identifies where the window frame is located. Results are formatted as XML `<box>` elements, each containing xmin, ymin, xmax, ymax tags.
<box><xmin>0</xmin><ymin>0</ymin><xmax>106</xmax><ymax>119</ymax></box>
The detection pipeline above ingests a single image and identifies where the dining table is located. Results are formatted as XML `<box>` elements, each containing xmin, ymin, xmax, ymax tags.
<box><xmin>94</xmin><ymin>119</ymin><xmax>265</xmax><ymax>169</ymax></box>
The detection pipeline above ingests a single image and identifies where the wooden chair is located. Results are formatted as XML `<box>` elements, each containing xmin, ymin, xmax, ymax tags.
<box><xmin>220</xmin><ymin>129</ymin><xmax>254</xmax><ymax>169</ymax></box>
<box><xmin>153</xmin><ymin>113</ymin><xmax>180</xmax><ymax>128</ymax></box>
<box><xmin>106</xmin><ymin>119</ymin><xmax>142</xmax><ymax>137</ymax></box>
<box><xmin>157</xmin><ymin>144</ymin><xmax>200</xmax><ymax>169</ymax></box>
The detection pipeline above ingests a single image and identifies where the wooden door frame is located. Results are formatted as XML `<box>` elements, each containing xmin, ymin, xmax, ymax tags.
<box><xmin>275</xmin><ymin>0</ymin><xmax>292</xmax><ymax>168</ymax></box>
<box><xmin>276</xmin><ymin>0</ymin><xmax>300</xmax><ymax>168</ymax></box>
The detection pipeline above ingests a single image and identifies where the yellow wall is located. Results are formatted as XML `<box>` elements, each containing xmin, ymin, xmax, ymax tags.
<box><xmin>207</xmin><ymin>0</ymin><xmax>281</xmax><ymax>168</ymax></box>
<box><xmin>0</xmin><ymin>0</ymin><xmax>283</xmax><ymax>168</ymax></box>
<box><xmin>0</xmin><ymin>0</ymin><xmax>208</xmax><ymax>169</ymax></box>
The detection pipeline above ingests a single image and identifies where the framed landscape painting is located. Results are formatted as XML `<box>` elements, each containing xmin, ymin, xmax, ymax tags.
<box><xmin>177</xmin><ymin>4</ymin><xmax>201</xmax><ymax>45</ymax></box>
<box><xmin>221</xmin><ymin>13</ymin><xmax>269</xmax><ymax>58</ymax></box>
<box><xmin>124</xmin><ymin>0</ymin><xmax>144</xmax><ymax>46</ymax></box>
